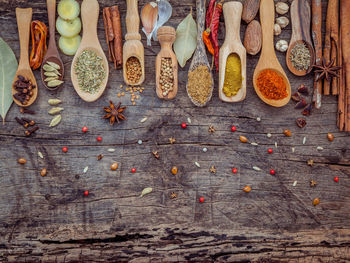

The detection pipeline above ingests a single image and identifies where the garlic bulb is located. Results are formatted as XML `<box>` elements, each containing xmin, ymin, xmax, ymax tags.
<box><xmin>275</xmin><ymin>39</ymin><xmax>289</xmax><ymax>52</ymax></box>
<box><xmin>276</xmin><ymin>16</ymin><xmax>289</xmax><ymax>28</ymax></box>
<box><xmin>276</xmin><ymin>2</ymin><xmax>289</xmax><ymax>15</ymax></box>
<box><xmin>274</xmin><ymin>24</ymin><xmax>281</xmax><ymax>36</ymax></box>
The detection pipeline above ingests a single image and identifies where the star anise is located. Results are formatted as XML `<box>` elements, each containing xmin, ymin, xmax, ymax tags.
<box><xmin>209</xmin><ymin>165</ymin><xmax>216</xmax><ymax>173</ymax></box>
<box><xmin>170</xmin><ymin>192</ymin><xmax>177</xmax><ymax>199</ymax></box>
<box><xmin>310</xmin><ymin>180</ymin><xmax>317</xmax><ymax>187</ymax></box>
<box><xmin>102</xmin><ymin>101</ymin><xmax>126</xmax><ymax>125</ymax></box>
<box><xmin>313</xmin><ymin>57</ymin><xmax>341</xmax><ymax>82</ymax></box>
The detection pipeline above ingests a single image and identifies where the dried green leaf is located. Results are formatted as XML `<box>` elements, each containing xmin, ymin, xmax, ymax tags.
<box><xmin>48</xmin><ymin>107</ymin><xmax>64</xmax><ymax>115</ymax></box>
<box><xmin>0</xmin><ymin>37</ymin><xmax>18</xmax><ymax>124</ymax></box>
<box><xmin>140</xmin><ymin>187</ymin><xmax>153</xmax><ymax>197</ymax></box>
<box><xmin>48</xmin><ymin>99</ymin><xmax>62</xmax><ymax>105</ymax></box>
<box><xmin>174</xmin><ymin>10</ymin><xmax>197</xmax><ymax>67</ymax></box>
<box><xmin>49</xmin><ymin>114</ymin><xmax>62</xmax><ymax>127</ymax></box>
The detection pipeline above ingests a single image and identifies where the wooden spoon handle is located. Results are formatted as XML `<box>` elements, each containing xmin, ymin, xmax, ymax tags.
<box><xmin>195</xmin><ymin>0</ymin><xmax>206</xmax><ymax>48</ymax></box>
<box><xmin>126</xmin><ymin>0</ymin><xmax>141</xmax><ymax>41</ymax></box>
<box><xmin>259</xmin><ymin>0</ymin><xmax>274</xmax><ymax>56</ymax></box>
<box><xmin>16</xmin><ymin>8</ymin><xmax>32</xmax><ymax>68</ymax></box>
<box><xmin>46</xmin><ymin>0</ymin><xmax>57</xmax><ymax>49</ymax></box>
<box><xmin>81</xmin><ymin>0</ymin><xmax>99</xmax><ymax>43</ymax></box>
<box><xmin>223</xmin><ymin>2</ymin><xmax>243</xmax><ymax>43</ymax></box>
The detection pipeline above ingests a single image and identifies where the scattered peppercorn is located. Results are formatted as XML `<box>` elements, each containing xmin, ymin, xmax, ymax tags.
<box><xmin>62</xmin><ymin>147</ymin><xmax>68</xmax><ymax>153</ymax></box>
<box><xmin>18</xmin><ymin>158</ymin><xmax>27</xmax><ymax>164</ymax></box>
<box><xmin>181</xmin><ymin>122</ymin><xmax>187</xmax><ymax>129</ymax></box>
<box><xmin>270</xmin><ymin>169</ymin><xmax>276</xmax><ymax>175</ymax></box>
<box><xmin>97</xmin><ymin>136</ymin><xmax>102</xmax><ymax>142</ymax></box>
<box><xmin>231</xmin><ymin>126</ymin><xmax>237</xmax><ymax>132</ymax></box>
<box><xmin>313</xmin><ymin>198</ymin><xmax>320</xmax><ymax>206</ymax></box>
<box><xmin>40</xmin><ymin>168</ymin><xmax>47</xmax><ymax>176</ymax></box>
<box><xmin>334</xmin><ymin>177</ymin><xmax>339</xmax><ymax>182</ymax></box>
<box><xmin>82</xmin><ymin>126</ymin><xmax>88</xmax><ymax>132</ymax></box>
<box><xmin>327</xmin><ymin>133</ymin><xmax>334</xmax><ymax>142</ymax></box>
<box><xmin>111</xmin><ymin>163</ymin><xmax>118</xmax><ymax>171</ymax></box>
<box><xmin>232</xmin><ymin>168</ymin><xmax>238</xmax><ymax>174</ymax></box>
<box><xmin>243</xmin><ymin>186</ymin><xmax>251</xmax><ymax>192</ymax></box>
<box><xmin>199</xmin><ymin>196</ymin><xmax>205</xmax><ymax>203</ymax></box>
<box><xmin>267</xmin><ymin>148</ymin><xmax>273</xmax><ymax>154</ymax></box>
<box><xmin>131</xmin><ymin>168</ymin><xmax>136</xmax><ymax>173</ymax></box>
<box><xmin>84</xmin><ymin>190</ymin><xmax>89</xmax><ymax>196</ymax></box>
<box><xmin>283</xmin><ymin>129</ymin><xmax>292</xmax><ymax>137</ymax></box>
<box><xmin>239</xmin><ymin>136</ymin><xmax>248</xmax><ymax>143</ymax></box>
<box><xmin>171</xmin><ymin>166</ymin><xmax>178</xmax><ymax>175</ymax></box>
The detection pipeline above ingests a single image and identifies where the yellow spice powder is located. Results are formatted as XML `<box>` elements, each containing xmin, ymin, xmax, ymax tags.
<box><xmin>223</xmin><ymin>53</ymin><xmax>242</xmax><ymax>97</ymax></box>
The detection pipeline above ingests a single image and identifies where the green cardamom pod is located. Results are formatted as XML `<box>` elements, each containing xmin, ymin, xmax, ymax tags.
<box><xmin>47</xmin><ymin>80</ymin><xmax>64</xmax><ymax>87</ymax></box>
<box><xmin>140</xmin><ymin>187</ymin><xmax>153</xmax><ymax>197</ymax></box>
<box><xmin>48</xmin><ymin>99</ymin><xmax>62</xmax><ymax>105</ymax></box>
<box><xmin>47</xmin><ymin>61</ymin><xmax>61</xmax><ymax>70</ymax></box>
<box><xmin>49</xmin><ymin>114</ymin><xmax>62</xmax><ymax>127</ymax></box>
<box><xmin>43</xmin><ymin>64</ymin><xmax>56</xmax><ymax>72</ymax></box>
<box><xmin>44</xmin><ymin>71</ymin><xmax>58</xmax><ymax>77</ymax></box>
<box><xmin>44</xmin><ymin>76</ymin><xmax>59</xmax><ymax>82</ymax></box>
<box><xmin>48</xmin><ymin>107</ymin><xmax>64</xmax><ymax>115</ymax></box>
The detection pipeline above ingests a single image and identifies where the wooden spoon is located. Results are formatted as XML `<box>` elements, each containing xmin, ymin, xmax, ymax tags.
<box><xmin>155</xmin><ymin>26</ymin><xmax>178</xmax><ymax>100</ymax></box>
<box><xmin>253</xmin><ymin>0</ymin><xmax>291</xmax><ymax>107</ymax></box>
<box><xmin>41</xmin><ymin>0</ymin><xmax>64</xmax><ymax>91</ymax></box>
<box><xmin>71</xmin><ymin>0</ymin><xmax>109</xmax><ymax>102</ymax></box>
<box><xmin>286</xmin><ymin>0</ymin><xmax>315</xmax><ymax>76</ymax></box>
<box><xmin>12</xmin><ymin>8</ymin><xmax>38</xmax><ymax>107</ymax></box>
<box><xmin>219</xmin><ymin>1</ymin><xmax>246</xmax><ymax>103</ymax></box>
<box><xmin>123</xmin><ymin>0</ymin><xmax>145</xmax><ymax>86</ymax></box>
<box><xmin>186</xmin><ymin>0</ymin><xmax>214</xmax><ymax>107</ymax></box>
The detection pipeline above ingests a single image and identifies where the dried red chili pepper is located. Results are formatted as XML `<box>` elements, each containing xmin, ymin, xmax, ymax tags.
<box><xmin>203</xmin><ymin>29</ymin><xmax>214</xmax><ymax>55</ymax></box>
<box><xmin>30</xmin><ymin>21</ymin><xmax>47</xmax><ymax>70</ymax></box>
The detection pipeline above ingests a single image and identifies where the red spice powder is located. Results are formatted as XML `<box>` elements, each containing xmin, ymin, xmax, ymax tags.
<box><xmin>257</xmin><ymin>69</ymin><xmax>288</xmax><ymax>100</ymax></box>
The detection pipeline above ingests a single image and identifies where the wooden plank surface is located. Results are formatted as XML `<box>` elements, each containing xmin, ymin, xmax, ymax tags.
<box><xmin>0</xmin><ymin>0</ymin><xmax>350</xmax><ymax>262</ymax></box>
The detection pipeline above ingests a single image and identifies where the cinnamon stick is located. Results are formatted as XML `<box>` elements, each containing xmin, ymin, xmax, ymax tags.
<box><xmin>111</xmin><ymin>6</ymin><xmax>123</xmax><ymax>69</ymax></box>
<box><xmin>330</xmin><ymin>0</ymin><xmax>339</xmax><ymax>95</ymax></box>
<box><xmin>103</xmin><ymin>7</ymin><xmax>115</xmax><ymax>63</ymax></box>
<box><xmin>340</xmin><ymin>0</ymin><xmax>350</xmax><ymax>131</ymax></box>
<box><xmin>338</xmin><ymin>27</ymin><xmax>345</xmax><ymax>130</ymax></box>
<box><xmin>311</xmin><ymin>0</ymin><xmax>322</xmax><ymax>109</ymax></box>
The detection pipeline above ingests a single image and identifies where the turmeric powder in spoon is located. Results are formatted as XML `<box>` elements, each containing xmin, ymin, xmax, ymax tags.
<box><xmin>223</xmin><ymin>53</ymin><xmax>242</xmax><ymax>97</ymax></box>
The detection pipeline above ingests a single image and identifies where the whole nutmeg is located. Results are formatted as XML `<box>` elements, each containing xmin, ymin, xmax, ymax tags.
<box><xmin>274</xmin><ymin>23</ymin><xmax>282</xmax><ymax>36</ymax></box>
<box><xmin>275</xmin><ymin>39</ymin><xmax>289</xmax><ymax>52</ymax></box>
<box><xmin>276</xmin><ymin>2</ymin><xmax>289</xmax><ymax>15</ymax></box>
<box><xmin>243</xmin><ymin>20</ymin><xmax>262</xmax><ymax>55</ymax></box>
<box><xmin>242</xmin><ymin>0</ymin><xmax>261</xmax><ymax>23</ymax></box>
<box><xmin>276</xmin><ymin>16</ymin><xmax>289</xmax><ymax>28</ymax></box>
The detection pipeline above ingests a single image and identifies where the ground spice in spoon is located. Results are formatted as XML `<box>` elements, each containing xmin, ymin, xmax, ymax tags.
<box><xmin>256</xmin><ymin>69</ymin><xmax>287</xmax><ymax>100</ymax></box>
<box><xmin>187</xmin><ymin>65</ymin><xmax>212</xmax><ymax>105</ymax></box>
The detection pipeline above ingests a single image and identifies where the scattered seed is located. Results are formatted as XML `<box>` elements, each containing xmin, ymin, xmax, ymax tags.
<box><xmin>83</xmin><ymin>166</ymin><xmax>88</xmax><ymax>173</ymax></box>
<box><xmin>48</xmin><ymin>107</ymin><xmax>64</xmax><ymax>115</ymax></box>
<box><xmin>253</xmin><ymin>166</ymin><xmax>261</xmax><ymax>171</ymax></box>
<box><xmin>267</xmin><ymin>133</ymin><xmax>272</xmax><ymax>138</ymax></box>
<box><xmin>275</xmin><ymin>142</ymin><xmax>278</xmax><ymax>148</ymax></box>
<box><xmin>283</xmin><ymin>129</ymin><xmax>292</xmax><ymax>137</ymax></box>
<box><xmin>187</xmin><ymin>117</ymin><xmax>192</xmax><ymax>124</ymax></box>
<box><xmin>38</xmin><ymin>151</ymin><xmax>44</xmax><ymax>159</ymax></box>
<box><xmin>108</xmin><ymin>148</ymin><xmax>115</xmax><ymax>152</ymax></box>
<box><xmin>327</xmin><ymin>133</ymin><xmax>334</xmax><ymax>142</ymax></box>
<box><xmin>313</xmin><ymin>198</ymin><xmax>320</xmax><ymax>206</ymax></box>
<box><xmin>243</xmin><ymin>186</ymin><xmax>252</xmax><ymax>192</ymax></box>
<box><xmin>240</xmin><ymin>136</ymin><xmax>248</xmax><ymax>143</ymax></box>
<box><xmin>317</xmin><ymin>146</ymin><xmax>324</xmax><ymax>151</ymax></box>
<box><xmin>292</xmin><ymin>147</ymin><xmax>295</xmax><ymax>153</ymax></box>
<box><xmin>256</xmin><ymin>117</ymin><xmax>261</xmax><ymax>122</ymax></box>
<box><xmin>48</xmin><ymin>99</ymin><xmax>62</xmax><ymax>105</ymax></box>
<box><xmin>251</xmin><ymin>142</ymin><xmax>258</xmax><ymax>146</ymax></box>
<box><xmin>152</xmin><ymin>151</ymin><xmax>160</xmax><ymax>159</ymax></box>
<box><xmin>41</xmin><ymin>168</ymin><xmax>47</xmax><ymax>176</ymax></box>
<box><xmin>203</xmin><ymin>147</ymin><xmax>208</xmax><ymax>152</ymax></box>
<box><xmin>49</xmin><ymin>114</ymin><xmax>62</xmax><ymax>127</ymax></box>
<box><xmin>111</xmin><ymin>163</ymin><xmax>118</xmax><ymax>171</ymax></box>
<box><xmin>138</xmin><ymin>140</ymin><xmax>143</xmax><ymax>145</ymax></box>
<box><xmin>195</xmin><ymin>162</ymin><xmax>201</xmax><ymax>168</ymax></box>
<box><xmin>18</xmin><ymin>158</ymin><xmax>27</xmax><ymax>164</ymax></box>
<box><xmin>140</xmin><ymin>117</ymin><xmax>148</xmax><ymax>123</ymax></box>
<box><xmin>303</xmin><ymin>137</ymin><xmax>307</xmax><ymax>145</ymax></box>
<box><xmin>293</xmin><ymin>181</ymin><xmax>297</xmax><ymax>187</ymax></box>
<box><xmin>296</xmin><ymin>118</ymin><xmax>307</xmax><ymax>128</ymax></box>
<box><xmin>140</xmin><ymin>187</ymin><xmax>153</xmax><ymax>197</ymax></box>
<box><xmin>171</xmin><ymin>166</ymin><xmax>178</xmax><ymax>175</ymax></box>
<box><xmin>97</xmin><ymin>154</ymin><xmax>104</xmax><ymax>160</ymax></box>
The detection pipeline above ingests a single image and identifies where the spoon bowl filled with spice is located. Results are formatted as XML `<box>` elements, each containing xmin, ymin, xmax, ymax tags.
<box><xmin>71</xmin><ymin>0</ymin><xmax>109</xmax><ymax>102</ymax></box>
<box><xmin>253</xmin><ymin>0</ymin><xmax>291</xmax><ymax>107</ymax></box>
<box><xmin>286</xmin><ymin>0</ymin><xmax>315</xmax><ymax>76</ymax></box>
<box><xmin>219</xmin><ymin>1</ymin><xmax>246</xmax><ymax>103</ymax></box>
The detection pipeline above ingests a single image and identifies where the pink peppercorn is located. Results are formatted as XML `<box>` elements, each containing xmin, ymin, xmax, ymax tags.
<box><xmin>231</xmin><ymin>126</ymin><xmax>237</xmax><ymax>132</ymax></box>
<box><xmin>181</xmin><ymin>122</ymin><xmax>187</xmax><ymax>129</ymax></box>
<box><xmin>62</xmin><ymin>147</ymin><xmax>68</xmax><ymax>153</ymax></box>
<box><xmin>232</xmin><ymin>168</ymin><xmax>238</xmax><ymax>174</ymax></box>
<box><xmin>82</xmin><ymin>126</ymin><xmax>88</xmax><ymax>133</ymax></box>
<box><xmin>270</xmin><ymin>169</ymin><xmax>276</xmax><ymax>175</ymax></box>
<box><xmin>97</xmin><ymin>136</ymin><xmax>102</xmax><ymax>142</ymax></box>
<box><xmin>199</xmin><ymin>196</ymin><xmax>205</xmax><ymax>203</ymax></box>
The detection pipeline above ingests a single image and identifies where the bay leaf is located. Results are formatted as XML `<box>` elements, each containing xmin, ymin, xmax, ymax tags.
<box><xmin>49</xmin><ymin>114</ymin><xmax>62</xmax><ymax>127</ymax></box>
<box><xmin>174</xmin><ymin>10</ymin><xmax>197</xmax><ymax>67</ymax></box>
<box><xmin>0</xmin><ymin>37</ymin><xmax>18</xmax><ymax>124</ymax></box>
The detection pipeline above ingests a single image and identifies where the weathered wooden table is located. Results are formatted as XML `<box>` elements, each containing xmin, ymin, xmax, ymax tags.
<box><xmin>1</xmin><ymin>0</ymin><xmax>350</xmax><ymax>262</ymax></box>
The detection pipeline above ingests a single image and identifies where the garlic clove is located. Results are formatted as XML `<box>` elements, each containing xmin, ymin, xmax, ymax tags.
<box><xmin>141</xmin><ymin>2</ymin><xmax>158</xmax><ymax>45</ymax></box>
<box><xmin>274</xmin><ymin>24</ymin><xmax>281</xmax><ymax>36</ymax></box>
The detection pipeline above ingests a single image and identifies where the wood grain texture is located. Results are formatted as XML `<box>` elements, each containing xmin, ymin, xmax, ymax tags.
<box><xmin>0</xmin><ymin>0</ymin><xmax>350</xmax><ymax>262</ymax></box>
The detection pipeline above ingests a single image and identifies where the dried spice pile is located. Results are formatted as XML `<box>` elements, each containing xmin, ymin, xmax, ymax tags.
<box><xmin>159</xmin><ymin>57</ymin><xmax>174</xmax><ymax>97</ymax></box>
<box><xmin>74</xmin><ymin>50</ymin><xmax>106</xmax><ymax>94</ymax></box>
<box><xmin>257</xmin><ymin>69</ymin><xmax>287</xmax><ymax>100</ymax></box>
<box><xmin>289</xmin><ymin>42</ymin><xmax>311</xmax><ymax>71</ymax></box>
<box><xmin>125</xmin><ymin>57</ymin><xmax>142</xmax><ymax>84</ymax></box>
<box><xmin>187</xmin><ymin>65</ymin><xmax>212</xmax><ymax>105</ymax></box>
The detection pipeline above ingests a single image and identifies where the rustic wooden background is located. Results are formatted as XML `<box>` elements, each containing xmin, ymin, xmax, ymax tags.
<box><xmin>1</xmin><ymin>0</ymin><xmax>350</xmax><ymax>262</ymax></box>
